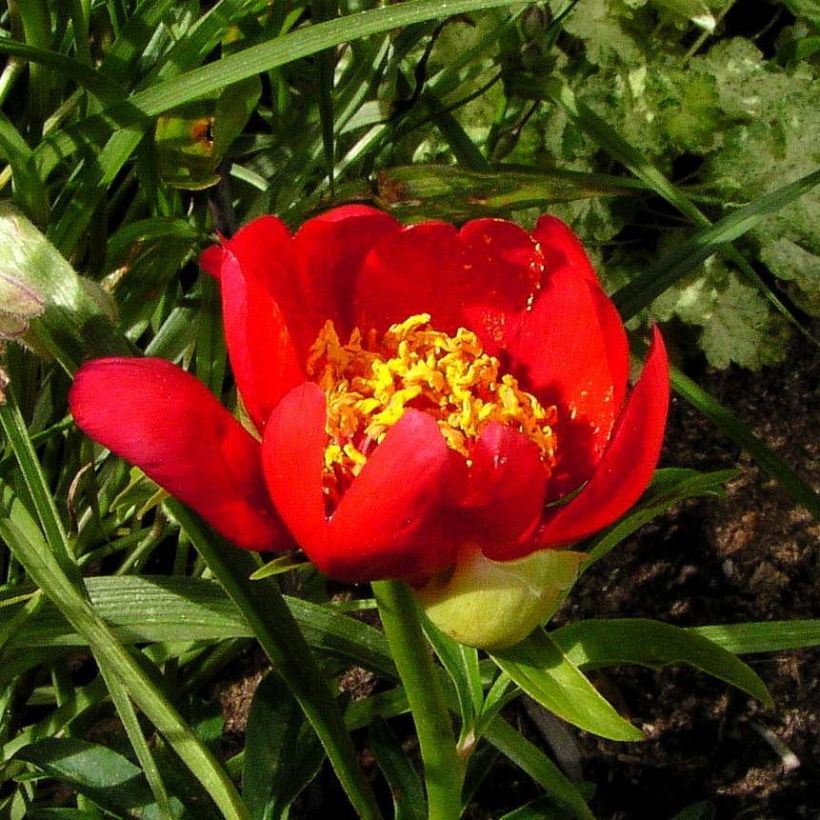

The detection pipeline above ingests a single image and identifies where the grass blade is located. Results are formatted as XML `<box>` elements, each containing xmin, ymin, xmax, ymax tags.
<box><xmin>614</xmin><ymin>168</ymin><xmax>820</xmax><ymax>319</ymax></box>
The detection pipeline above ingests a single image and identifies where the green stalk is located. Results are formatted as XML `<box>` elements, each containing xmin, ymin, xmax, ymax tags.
<box><xmin>0</xmin><ymin>395</ymin><xmax>80</xmax><ymax>588</ymax></box>
<box><xmin>10</xmin><ymin>0</ymin><xmax>51</xmax><ymax>129</ymax></box>
<box><xmin>0</xmin><ymin>399</ymin><xmax>249</xmax><ymax>820</ymax></box>
<box><xmin>68</xmin><ymin>0</ymin><xmax>92</xmax><ymax>65</ymax></box>
<box><xmin>372</xmin><ymin>580</ymin><xmax>464</xmax><ymax>819</ymax></box>
<box><xmin>168</xmin><ymin>502</ymin><xmax>382</xmax><ymax>820</ymax></box>
<box><xmin>98</xmin><ymin>663</ymin><xmax>175</xmax><ymax>818</ymax></box>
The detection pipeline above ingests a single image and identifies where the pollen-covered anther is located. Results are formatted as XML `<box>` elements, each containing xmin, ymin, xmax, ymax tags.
<box><xmin>306</xmin><ymin>314</ymin><xmax>558</xmax><ymax>495</ymax></box>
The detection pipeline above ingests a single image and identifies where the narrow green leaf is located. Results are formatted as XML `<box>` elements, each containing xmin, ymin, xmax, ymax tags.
<box><xmin>550</xmin><ymin>619</ymin><xmax>772</xmax><ymax>705</ymax></box>
<box><xmin>423</xmin><ymin>90</ymin><xmax>490</xmax><ymax>171</ymax></box>
<box><xmin>613</xmin><ymin>168</ymin><xmax>820</xmax><ymax>319</ymax></box>
<box><xmin>36</xmin><ymin>0</ymin><xmax>521</xmax><ymax>134</ymax></box>
<box><xmin>372</xmin><ymin>580</ymin><xmax>464</xmax><ymax>819</ymax></box>
<box><xmin>0</xmin><ymin>484</ymin><xmax>248</xmax><ymax>820</ymax></box>
<box><xmin>313</xmin><ymin>0</ymin><xmax>338</xmax><ymax>191</ymax></box>
<box><xmin>97</xmin><ymin>664</ymin><xmax>174</xmax><ymax>818</ymax></box>
<box><xmin>421</xmin><ymin>617</ymin><xmax>482</xmax><ymax>739</ymax></box>
<box><xmin>499</xmin><ymin>793</ymin><xmax>576</xmax><ymax>819</ymax></box>
<box><xmin>0</xmin><ymin>113</ymin><xmax>49</xmax><ymax>225</ymax></box>
<box><xmin>169</xmin><ymin>502</ymin><xmax>381</xmax><ymax>820</ymax></box>
<box><xmin>688</xmin><ymin>620</ymin><xmax>820</xmax><ymax>655</ymax></box>
<box><xmin>670</xmin><ymin>364</ymin><xmax>820</xmax><ymax>519</ymax></box>
<box><xmin>0</xmin><ymin>39</ymin><xmax>125</xmax><ymax>106</ymax></box>
<box><xmin>16</xmin><ymin>0</ymin><xmax>52</xmax><ymax>124</ymax></box>
<box><xmin>484</xmin><ymin>718</ymin><xmax>594</xmax><ymax>820</ymax></box>
<box><xmin>14</xmin><ymin>737</ymin><xmax>154</xmax><ymax>814</ymax></box>
<box><xmin>370</xmin><ymin>718</ymin><xmax>427</xmax><ymax>820</ymax></box>
<box><xmin>98</xmin><ymin>0</ymin><xmax>179</xmax><ymax>88</ymax></box>
<box><xmin>672</xmin><ymin>800</ymin><xmax>716</xmax><ymax>820</ymax></box>
<box><xmin>248</xmin><ymin>554</ymin><xmax>311</xmax><ymax>579</ymax></box>
<box><xmin>3</xmin><ymin>574</ymin><xmax>396</xmax><ymax>678</ymax></box>
<box><xmin>372</xmin><ymin>165</ymin><xmax>645</xmax><ymax>222</ymax></box>
<box><xmin>243</xmin><ymin>672</ymin><xmax>325</xmax><ymax>820</ymax></box>
<box><xmin>581</xmin><ymin>468</ymin><xmax>736</xmax><ymax>572</ymax></box>
<box><xmin>0</xmin><ymin>398</ymin><xmax>80</xmax><ymax>589</ymax></box>
<box><xmin>491</xmin><ymin>631</ymin><xmax>644</xmax><ymax>742</ymax></box>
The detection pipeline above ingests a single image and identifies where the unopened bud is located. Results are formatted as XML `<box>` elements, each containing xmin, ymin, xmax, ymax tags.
<box><xmin>415</xmin><ymin>544</ymin><xmax>584</xmax><ymax>650</ymax></box>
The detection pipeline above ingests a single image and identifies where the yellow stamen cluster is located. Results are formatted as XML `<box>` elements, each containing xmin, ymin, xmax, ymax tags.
<box><xmin>306</xmin><ymin>314</ymin><xmax>558</xmax><ymax>491</ymax></box>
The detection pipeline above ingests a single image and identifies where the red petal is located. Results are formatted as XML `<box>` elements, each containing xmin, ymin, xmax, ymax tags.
<box><xmin>288</xmin><ymin>207</ymin><xmax>401</xmax><ymax>347</ymax></box>
<box><xmin>451</xmin><ymin>423</ymin><xmax>547</xmax><ymax>560</ymax></box>
<box><xmin>213</xmin><ymin>215</ymin><xmax>292</xmax><ymax>292</ymax></box>
<box><xmin>220</xmin><ymin>251</ymin><xmax>304</xmax><ymax>431</ymax></box>
<box><xmin>262</xmin><ymin>383</ymin><xmax>456</xmax><ymax>582</ymax></box>
<box><xmin>69</xmin><ymin>358</ymin><xmax>288</xmax><ymax>552</ymax></box>
<box><xmin>202</xmin><ymin>209</ymin><xmax>399</xmax><ymax>428</ymax></box>
<box><xmin>505</xmin><ymin>271</ymin><xmax>629</xmax><ymax>496</ymax></box>
<box><xmin>354</xmin><ymin>218</ymin><xmax>544</xmax><ymax>353</ymax></box>
<box><xmin>199</xmin><ymin>244</ymin><xmax>224</xmax><ymax>279</ymax></box>
<box><xmin>201</xmin><ymin>217</ymin><xmax>304</xmax><ymax>431</ymax></box>
<box><xmin>531</xmin><ymin>215</ymin><xmax>600</xmax><ymax>284</ymax></box>
<box><xmin>536</xmin><ymin>327</ymin><xmax>669</xmax><ymax>546</ymax></box>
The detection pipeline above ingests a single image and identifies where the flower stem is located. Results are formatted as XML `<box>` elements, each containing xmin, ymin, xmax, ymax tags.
<box><xmin>169</xmin><ymin>503</ymin><xmax>382</xmax><ymax>820</ymax></box>
<box><xmin>372</xmin><ymin>580</ymin><xmax>464</xmax><ymax>819</ymax></box>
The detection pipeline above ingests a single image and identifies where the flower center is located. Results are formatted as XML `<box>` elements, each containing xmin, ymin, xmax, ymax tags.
<box><xmin>306</xmin><ymin>313</ymin><xmax>558</xmax><ymax>499</ymax></box>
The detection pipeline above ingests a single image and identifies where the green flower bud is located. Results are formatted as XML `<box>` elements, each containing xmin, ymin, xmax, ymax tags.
<box><xmin>415</xmin><ymin>544</ymin><xmax>584</xmax><ymax>650</ymax></box>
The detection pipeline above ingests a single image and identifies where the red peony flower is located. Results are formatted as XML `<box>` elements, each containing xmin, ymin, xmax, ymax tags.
<box><xmin>70</xmin><ymin>206</ymin><xmax>668</xmax><ymax>594</ymax></box>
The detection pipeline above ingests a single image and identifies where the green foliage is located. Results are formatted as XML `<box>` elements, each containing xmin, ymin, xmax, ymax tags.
<box><xmin>498</xmin><ymin>1</ymin><xmax>820</xmax><ymax>368</ymax></box>
<box><xmin>0</xmin><ymin>1</ymin><xmax>818</xmax><ymax>818</ymax></box>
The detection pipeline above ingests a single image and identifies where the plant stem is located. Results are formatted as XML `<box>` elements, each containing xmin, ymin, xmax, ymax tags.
<box><xmin>169</xmin><ymin>503</ymin><xmax>382</xmax><ymax>820</ymax></box>
<box><xmin>372</xmin><ymin>580</ymin><xmax>464</xmax><ymax>819</ymax></box>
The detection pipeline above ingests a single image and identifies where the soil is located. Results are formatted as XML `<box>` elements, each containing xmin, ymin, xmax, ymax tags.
<box><xmin>216</xmin><ymin>331</ymin><xmax>819</xmax><ymax>819</ymax></box>
<box><xmin>551</xmin><ymin>329</ymin><xmax>820</xmax><ymax>819</ymax></box>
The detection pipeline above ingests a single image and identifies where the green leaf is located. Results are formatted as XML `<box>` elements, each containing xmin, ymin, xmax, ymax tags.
<box><xmin>614</xmin><ymin>168</ymin><xmax>820</xmax><ymax>321</ymax></box>
<box><xmin>672</xmin><ymin>800</ymin><xmax>717</xmax><ymax>820</ymax></box>
<box><xmin>0</xmin><ymin>482</ymin><xmax>247</xmax><ymax>820</ymax></box>
<box><xmin>550</xmin><ymin>619</ymin><xmax>772</xmax><ymax>705</ymax></box>
<box><xmin>781</xmin><ymin>0</ymin><xmax>820</xmax><ymax>20</ymax></box>
<box><xmin>0</xmin><ymin>113</ymin><xmax>49</xmax><ymax>226</ymax></box>
<box><xmin>371</xmin><ymin>164</ymin><xmax>645</xmax><ymax>222</ymax></box>
<box><xmin>491</xmin><ymin>630</ymin><xmax>645</xmax><ymax>742</ymax></box>
<box><xmin>169</xmin><ymin>503</ymin><xmax>381</xmax><ymax>820</ymax></box>
<box><xmin>499</xmin><ymin>792</ymin><xmax>577</xmax><ymax>819</ymax></box>
<box><xmin>421</xmin><ymin>617</ymin><xmax>483</xmax><ymax>740</ymax></box>
<box><xmin>561</xmin><ymin>0</ymin><xmax>645</xmax><ymax>67</ymax></box>
<box><xmin>248</xmin><ymin>554</ymin><xmax>311</xmax><ymax>579</ymax></box>
<box><xmin>14</xmin><ymin>738</ymin><xmax>154</xmax><ymax>815</ymax></box>
<box><xmin>370</xmin><ymin>718</ymin><xmax>427</xmax><ymax>820</ymax></box>
<box><xmin>695</xmin><ymin>269</ymin><xmax>791</xmax><ymax>369</ymax></box>
<box><xmin>3</xmin><ymin>574</ymin><xmax>396</xmax><ymax>679</ymax></box>
<box><xmin>242</xmin><ymin>672</ymin><xmax>325</xmax><ymax>820</ymax></box>
<box><xmin>760</xmin><ymin>236</ymin><xmax>820</xmax><ymax>316</ymax></box>
<box><xmin>155</xmin><ymin>78</ymin><xmax>261</xmax><ymax>190</ymax></box>
<box><xmin>689</xmin><ymin>620</ymin><xmax>820</xmax><ymax>654</ymax></box>
<box><xmin>582</xmin><ymin>467</ymin><xmax>736</xmax><ymax>572</ymax></box>
<box><xmin>669</xmin><ymin>364</ymin><xmax>820</xmax><ymax>520</ymax></box>
<box><xmin>483</xmin><ymin>718</ymin><xmax>594</xmax><ymax>820</ymax></box>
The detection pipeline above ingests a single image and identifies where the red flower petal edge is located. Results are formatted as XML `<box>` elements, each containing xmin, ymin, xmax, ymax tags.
<box><xmin>529</xmin><ymin>326</ymin><xmax>669</xmax><ymax>552</ymax></box>
<box><xmin>69</xmin><ymin>358</ymin><xmax>288</xmax><ymax>552</ymax></box>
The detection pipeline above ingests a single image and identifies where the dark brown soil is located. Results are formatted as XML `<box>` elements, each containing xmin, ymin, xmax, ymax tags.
<box><xmin>554</xmin><ymin>331</ymin><xmax>820</xmax><ymax>819</ymax></box>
